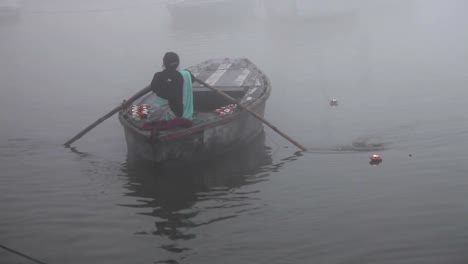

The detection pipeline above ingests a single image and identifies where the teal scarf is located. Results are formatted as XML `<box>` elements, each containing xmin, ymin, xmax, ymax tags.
<box><xmin>180</xmin><ymin>70</ymin><xmax>194</xmax><ymax>120</ymax></box>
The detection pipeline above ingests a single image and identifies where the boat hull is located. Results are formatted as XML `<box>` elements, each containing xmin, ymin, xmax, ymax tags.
<box><xmin>122</xmin><ymin>101</ymin><xmax>266</xmax><ymax>163</ymax></box>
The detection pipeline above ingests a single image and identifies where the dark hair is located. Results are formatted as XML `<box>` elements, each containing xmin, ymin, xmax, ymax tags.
<box><xmin>163</xmin><ymin>52</ymin><xmax>180</xmax><ymax>70</ymax></box>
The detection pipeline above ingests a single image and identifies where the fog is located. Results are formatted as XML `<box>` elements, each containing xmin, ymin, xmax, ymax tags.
<box><xmin>2</xmin><ymin>0</ymin><xmax>468</xmax><ymax>263</ymax></box>
<box><xmin>2</xmin><ymin>0</ymin><xmax>468</xmax><ymax>147</ymax></box>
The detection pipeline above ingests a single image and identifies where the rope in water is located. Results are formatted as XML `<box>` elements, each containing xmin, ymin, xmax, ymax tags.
<box><xmin>0</xmin><ymin>244</ymin><xmax>49</xmax><ymax>264</ymax></box>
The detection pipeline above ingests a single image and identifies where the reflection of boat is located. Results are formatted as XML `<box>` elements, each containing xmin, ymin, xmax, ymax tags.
<box><xmin>119</xmin><ymin>58</ymin><xmax>271</xmax><ymax>164</ymax></box>
<box><xmin>120</xmin><ymin>133</ymin><xmax>272</xmax><ymax>241</ymax></box>
<box><xmin>167</xmin><ymin>0</ymin><xmax>255</xmax><ymax>19</ymax></box>
<box><xmin>123</xmin><ymin>132</ymin><xmax>271</xmax><ymax>195</ymax></box>
<box><xmin>118</xmin><ymin>133</ymin><xmax>303</xmax><ymax>262</ymax></box>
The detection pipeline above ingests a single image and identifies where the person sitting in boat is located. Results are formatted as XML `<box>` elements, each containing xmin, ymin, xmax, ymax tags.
<box><xmin>149</xmin><ymin>52</ymin><xmax>195</xmax><ymax>121</ymax></box>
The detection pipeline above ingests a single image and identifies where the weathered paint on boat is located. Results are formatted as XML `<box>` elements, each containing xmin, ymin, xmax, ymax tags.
<box><xmin>118</xmin><ymin>58</ymin><xmax>271</xmax><ymax>163</ymax></box>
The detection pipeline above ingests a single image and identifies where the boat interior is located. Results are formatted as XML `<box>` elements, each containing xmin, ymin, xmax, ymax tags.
<box><xmin>129</xmin><ymin>86</ymin><xmax>249</xmax><ymax>125</ymax></box>
<box><xmin>123</xmin><ymin>58</ymin><xmax>268</xmax><ymax>126</ymax></box>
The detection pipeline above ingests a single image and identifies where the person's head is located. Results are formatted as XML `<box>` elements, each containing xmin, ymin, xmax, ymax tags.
<box><xmin>163</xmin><ymin>52</ymin><xmax>180</xmax><ymax>70</ymax></box>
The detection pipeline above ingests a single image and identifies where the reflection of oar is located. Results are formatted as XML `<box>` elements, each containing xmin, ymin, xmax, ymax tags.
<box><xmin>194</xmin><ymin>77</ymin><xmax>307</xmax><ymax>151</ymax></box>
<box><xmin>64</xmin><ymin>86</ymin><xmax>152</xmax><ymax>147</ymax></box>
<box><xmin>306</xmin><ymin>142</ymin><xmax>386</xmax><ymax>154</ymax></box>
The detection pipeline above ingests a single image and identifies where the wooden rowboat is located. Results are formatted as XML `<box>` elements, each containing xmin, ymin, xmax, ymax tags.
<box><xmin>118</xmin><ymin>58</ymin><xmax>271</xmax><ymax>163</ymax></box>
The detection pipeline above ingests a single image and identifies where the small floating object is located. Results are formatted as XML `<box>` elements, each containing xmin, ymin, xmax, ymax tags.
<box><xmin>369</xmin><ymin>154</ymin><xmax>382</xmax><ymax>165</ymax></box>
<box><xmin>329</xmin><ymin>99</ymin><xmax>338</xmax><ymax>107</ymax></box>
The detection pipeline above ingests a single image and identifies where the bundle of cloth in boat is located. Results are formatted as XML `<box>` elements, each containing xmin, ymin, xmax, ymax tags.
<box><xmin>214</xmin><ymin>104</ymin><xmax>237</xmax><ymax>116</ymax></box>
<box><xmin>127</xmin><ymin>104</ymin><xmax>193</xmax><ymax>130</ymax></box>
<box><xmin>128</xmin><ymin>104</ymin><xmax>151</xmax><ymax>121</ymax></box>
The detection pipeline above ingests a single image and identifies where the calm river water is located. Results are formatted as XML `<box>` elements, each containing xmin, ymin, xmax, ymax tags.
<box><xmin>1</xmin><ymin>0</ymin><xmax>468</xmax><ymax>263</ymax></box>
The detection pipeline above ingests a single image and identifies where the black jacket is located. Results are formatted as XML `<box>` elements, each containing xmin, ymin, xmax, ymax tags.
<box><xmin>150</xmin><ymin>69</ymin><xmax>195</xmax><ymax>117</ymax></box>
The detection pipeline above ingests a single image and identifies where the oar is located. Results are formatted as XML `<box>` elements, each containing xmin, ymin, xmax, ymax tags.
<box><xmin>193</xmin><ymin>77</ymin><xmax>307</xmax><ymax>151</ymax></box>
<box><xmin>0</xmin><ymin>244</ymin><xmax>49</xmax><ymax>264</ymax></box>
<box><xmin>64</xmin><ymin>85</ymin><xmax>152</xmax><ymax>147</ymax></box>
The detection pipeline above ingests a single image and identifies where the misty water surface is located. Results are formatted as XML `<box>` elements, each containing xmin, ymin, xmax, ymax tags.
<box><xmin>1</xmin><ymin>0</ymin><xmax>468</xmax><ymax>263</ymax></box>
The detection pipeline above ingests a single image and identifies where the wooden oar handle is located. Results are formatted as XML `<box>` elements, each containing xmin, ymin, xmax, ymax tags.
<box><xmin>64</xmin><ymin>86</ymin><xmax>152</xmax><ymax>147</ymax></box>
